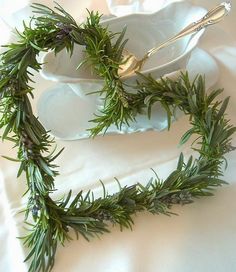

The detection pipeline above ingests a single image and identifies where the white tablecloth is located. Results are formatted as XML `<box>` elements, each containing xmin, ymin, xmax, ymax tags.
<box><xmin>0</xmin><ymin>1</ymin><xmax>236</xmax><ymax>271</ymax></box>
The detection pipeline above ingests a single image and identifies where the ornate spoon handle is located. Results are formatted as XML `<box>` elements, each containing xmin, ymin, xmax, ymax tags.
<box><xmin>145</xmin><ymin>2</ymin><xmax>231</xmax><ymax>59</ymax></box>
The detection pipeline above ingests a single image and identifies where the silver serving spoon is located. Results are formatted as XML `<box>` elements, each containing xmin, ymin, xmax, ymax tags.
<box><xmin>118</xmin><ymin>2</ymin><xmax>231</xmax><ymax>78</ymax></box>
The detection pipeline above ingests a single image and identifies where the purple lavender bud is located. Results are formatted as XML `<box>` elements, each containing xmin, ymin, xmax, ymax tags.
<box><xmin>56</xmin><ymin>22</ymin><xmax>72</xmax><ymax>35</ymax></box>
<box><xmin>32</xmin><ymin>205</ymin><xmax>39</xmax><ymax>217</ymax></box>
<box><xmin>63</xmin><ymin>26</ymin><xmax>72</xmax><ymax>34</ymax></box>
<box><xmin>56</xmin><ymin>22</ymin><xmax>65</xmax><ymax>29</ymax></box>
<box><xmin>56</xmin><ymin>33</ymin><xmax>66</xmax><ymax>40</ymax></box>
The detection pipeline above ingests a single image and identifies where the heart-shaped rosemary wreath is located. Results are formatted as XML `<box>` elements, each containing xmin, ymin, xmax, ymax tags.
<box><xmin>0</xmin><ymin>3</ymin><xmax>235</xmax><ymax>272</ymax></box>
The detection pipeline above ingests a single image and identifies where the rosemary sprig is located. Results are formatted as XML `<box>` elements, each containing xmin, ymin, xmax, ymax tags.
<box><xmin>80</xmin><ymin>11</ymin><xmax>134</xmax><ymax>136</ymax></box>
<box><xmin>0</xmin><ymin>3</ymin><xmax>235</xmax><ymax>272</ymax></box>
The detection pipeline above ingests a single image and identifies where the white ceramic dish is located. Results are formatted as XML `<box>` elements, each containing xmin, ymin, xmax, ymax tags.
<box><xmin>37</xmin><ymin>48</ymin><xmax>219</xmax><ymax>140</ymax></box>
<box><xmin>40</xmin><ymin>1</ymin><xmax>207</xmax><ymax>98</ymax></box>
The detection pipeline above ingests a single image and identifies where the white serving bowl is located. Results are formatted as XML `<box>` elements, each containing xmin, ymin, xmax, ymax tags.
<box><xmin>41</xmin><ymin>1</ymin><xmax>207</xmax><ymax>98</ymax></box>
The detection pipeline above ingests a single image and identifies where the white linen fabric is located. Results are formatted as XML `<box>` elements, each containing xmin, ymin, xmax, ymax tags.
<box><xmin>0</xmin><ymin>1</ymin><xmax>236</xmax><ymax>272</ymax></box>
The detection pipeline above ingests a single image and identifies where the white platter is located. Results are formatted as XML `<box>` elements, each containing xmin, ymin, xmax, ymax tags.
<box><xmin>37</xmin><ymin>48</ymin><xmax>219</xmax><ymax>140</ymax></box>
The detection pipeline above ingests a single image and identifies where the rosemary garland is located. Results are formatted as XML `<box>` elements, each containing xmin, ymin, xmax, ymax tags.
<box><xmin>0</xmin><ymin>3</ymin><xmax>235</xmax><ymax>272</ymax></box>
